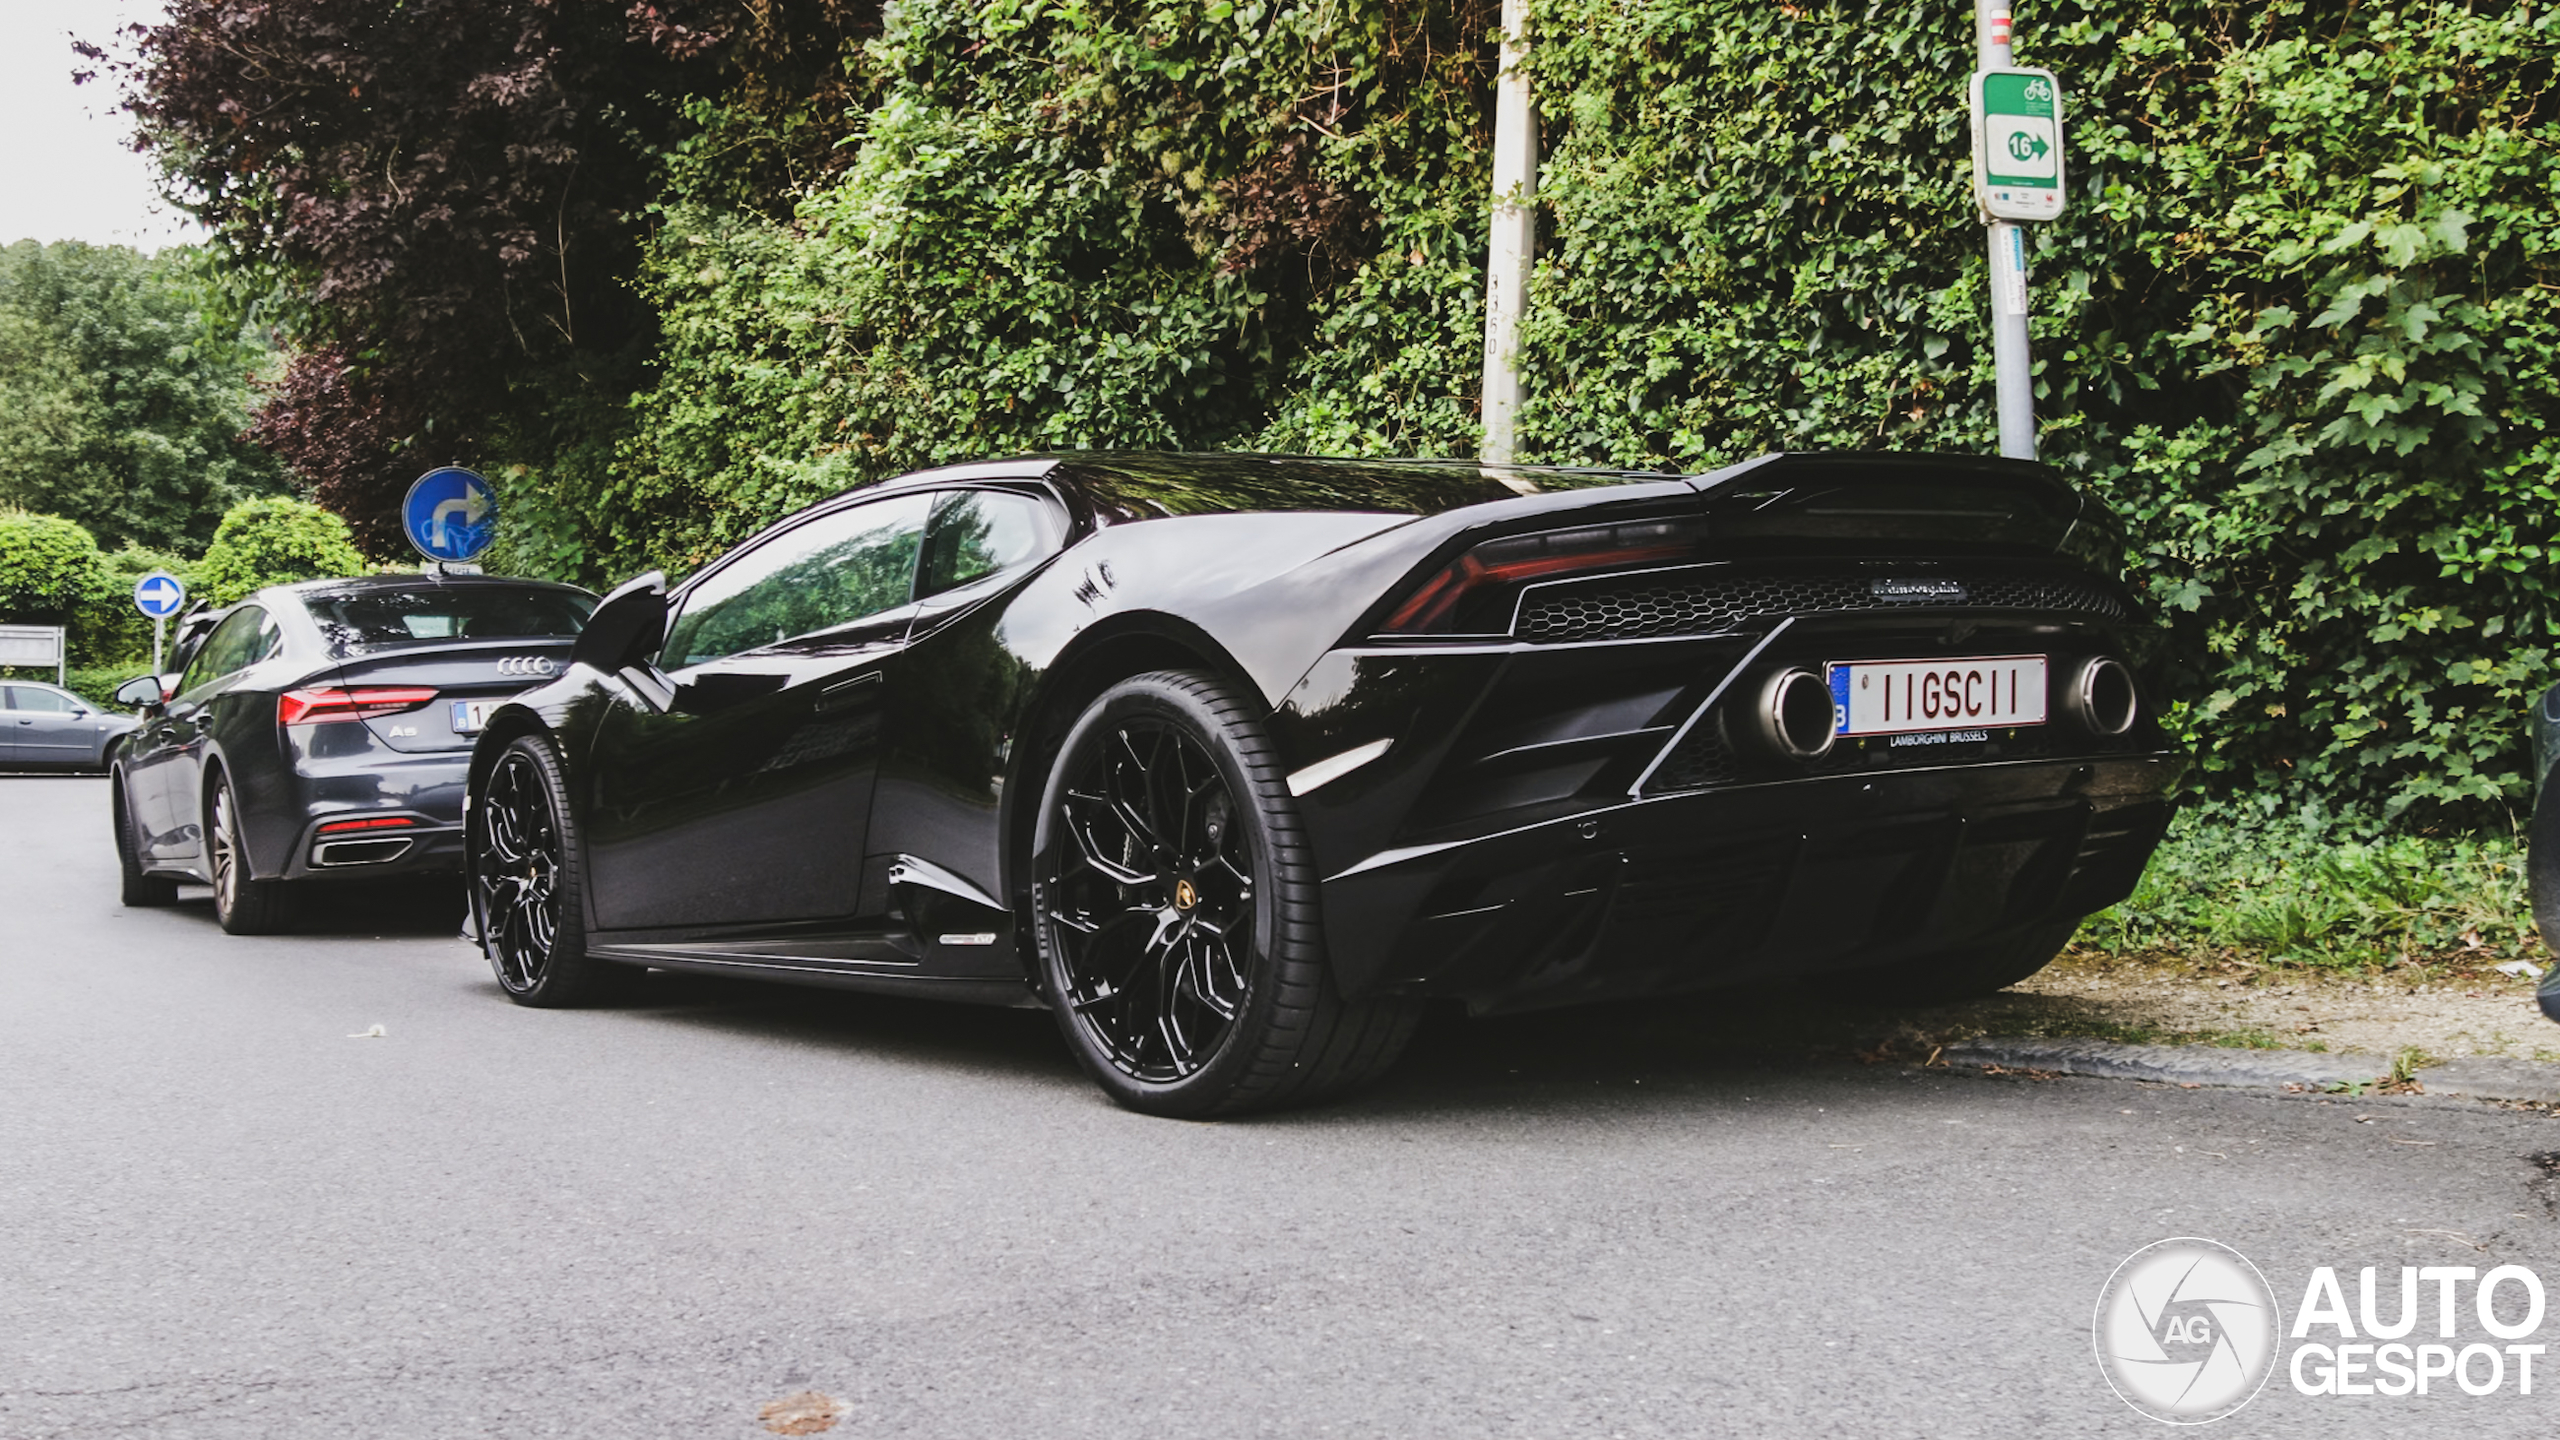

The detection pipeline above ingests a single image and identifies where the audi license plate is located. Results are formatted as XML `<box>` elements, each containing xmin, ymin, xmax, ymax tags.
<box><xmin>450</xmin><ymin>700</ymin><xmax>502</xmax><ymax>735</ymax></box>
<box><xmin>1827</xmin><ymin>655</ymin><xmax>2046</xmax><ymax>737</ymax></box>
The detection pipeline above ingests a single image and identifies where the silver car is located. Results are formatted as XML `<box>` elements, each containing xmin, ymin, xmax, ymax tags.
<box><xmin>2</xmin><ymin>682</ymin><xmax>140</xmax><ymax>772</ymax></box>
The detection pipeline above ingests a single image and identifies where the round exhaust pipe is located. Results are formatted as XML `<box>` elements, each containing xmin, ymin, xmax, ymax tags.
<box><xmin>1746</xmin><ymin>667</ymin><xmax>1839</xmax><ymax>762</ymax></box>
<box><xmin>2064</xmin><ymin>656</ymin><xmax>2139</xmax><ymax>737</ymax></box>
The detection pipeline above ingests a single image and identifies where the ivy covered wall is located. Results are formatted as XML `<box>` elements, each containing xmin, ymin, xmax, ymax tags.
<box><xmin>513</xmin><ymin>0</ymin><xmax>2558</xmax><ymax>827</ymax></box>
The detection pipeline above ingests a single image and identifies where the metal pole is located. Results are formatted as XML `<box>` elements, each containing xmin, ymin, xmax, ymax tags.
<box><xmin>152</xmin><ymin>615</ymin><xmax>165</xmax><ymax>676</ymax></box>
<box><xmin>1479</xmin><ymin>0</ymin><xmax>1536</xmax><ymax>467</ymax></box>
<box><xmin>1978</xmin><ymin>0</ymin><xmax>2035</xmax><ymax>459</ymax></box>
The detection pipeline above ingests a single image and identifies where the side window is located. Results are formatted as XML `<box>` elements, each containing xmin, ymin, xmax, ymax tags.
<box><xmin>662</xmin><ymin>492</ymin><xmax>934</xmax><ymax>668</ymax></box>
<box><xmin>177</xmin><ymin>607</ymin><xmax>268</xmax><ymax>696</ymax></box>
<box><xmin>916</xmin><ymin>489</ymin><xmax>1064</xmax><ymax>600</ymax></box>
<box><xmin>12</xmin><ymin>687</ymin><xmax>79</xmax><ymax>713</ymax></box>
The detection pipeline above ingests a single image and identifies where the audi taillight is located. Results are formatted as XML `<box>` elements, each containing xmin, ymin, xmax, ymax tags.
<box><xmin>278</xmin><ymin>687</ymin><xmax>438</xmax><ymax>726</ymax></box>
<box><xmin>1379</xmin><ymin>518</ymin><xmax>1706</xmax><ymax>635</ymax></box>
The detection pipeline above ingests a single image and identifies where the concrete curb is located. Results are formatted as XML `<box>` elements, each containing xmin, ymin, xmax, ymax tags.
<box><xmin>1940</xmin><ymin>1037</ymin><xmax>2560</xmax><ymax>1105</ymax></box>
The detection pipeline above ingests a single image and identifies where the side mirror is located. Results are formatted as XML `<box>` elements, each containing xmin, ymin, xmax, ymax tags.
<box><xmin>114</xmin><ymin>675</ymin><xmax>168</xmax><ymax>709</ymax></box>
<box><xmin>570</xmin><ymin>570</ymin><xmax>668</xmax><ymax>675</ymax></box>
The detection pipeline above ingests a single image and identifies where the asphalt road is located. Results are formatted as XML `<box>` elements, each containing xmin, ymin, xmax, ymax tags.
<box><xmin>4</xmin><ymin>773</ymin><xmax>2556</xmax><ymax>1438</ymax></box>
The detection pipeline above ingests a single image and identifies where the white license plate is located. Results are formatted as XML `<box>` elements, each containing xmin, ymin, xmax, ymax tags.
<box><xmin>450</xmin><ymin>700</ymin><xmax>503</xmax><ymax>735</ymax></box>
<box><xmin>1827</xmin><ymin>655</ymin><xmax>2047</xmax><ymax>736</ymax></box>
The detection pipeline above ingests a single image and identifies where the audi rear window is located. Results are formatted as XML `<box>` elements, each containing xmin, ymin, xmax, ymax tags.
<box><xmin>304</xmin><ymin>586</ymin><xmax>595</xmax><ymax>654</ymax></box>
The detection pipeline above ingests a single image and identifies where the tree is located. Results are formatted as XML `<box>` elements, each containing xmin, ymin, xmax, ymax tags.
<box><xmin>0</xmin><ymin>511</ymin><xmax>110</xmax><ymax>626</ymax></box>
<box><xmin>196</xmin><ymin>497</ymin><xmax>367</xmax><ymax>604</ymax></box>
<box><xmin>0</xmin><ymin>242</ymin><xmax>285</xmax><ymax>552</ymax></box>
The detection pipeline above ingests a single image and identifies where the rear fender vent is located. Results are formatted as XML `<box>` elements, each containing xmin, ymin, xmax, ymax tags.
<box><xmin>1407</xmin><ymin>649</ymin><xmax>1726</xmax><ymax>833</ymax></box>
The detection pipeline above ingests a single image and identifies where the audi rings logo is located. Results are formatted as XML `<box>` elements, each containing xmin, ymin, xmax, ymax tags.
<box><xmin>2094</xmin><ymin>1238</ymin><xmax>2283</xmax><ymax>1424</ymax></box>
<box><xmin>495</xmin><ymin>656</ymin><xmax>558</xmax><ymax>678</ymax></box>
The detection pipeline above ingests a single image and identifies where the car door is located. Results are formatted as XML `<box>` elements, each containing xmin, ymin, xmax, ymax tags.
<box><xmin>8</xmin><ymin>685</ymin><xmax>102</xmax><ymax>768</ymax></box>
<box><xmin>131</xmin><ymin>607</ymin><xmax>275</xmax><ymax>863</ymax></box>
<box><xmin>0</xmin><ymin>686</ymin><xmax>28</xmax><ymax>765</ymax></box>
<box><xmin>584</xmin><ymin>490</ymin><xmax>935</xmax><ymax>931</ymax></box>
<box><xmin>868</xmin><ymin>487</ymin><xmax>1069</xmax><ymax>899</ymax></box>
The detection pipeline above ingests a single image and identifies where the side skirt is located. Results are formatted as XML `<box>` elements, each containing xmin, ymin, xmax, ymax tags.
<box><xmin>585</xmin><ymin>936</ymin><xmax>1044</xmax><ymax>1009</ymax></box>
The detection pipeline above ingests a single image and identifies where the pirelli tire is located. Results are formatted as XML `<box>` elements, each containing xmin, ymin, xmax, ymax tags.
<box><xmin>1031</xmin><ymin>669</ymin><xmax>1422</xmax><ymax>1118</ymax></box>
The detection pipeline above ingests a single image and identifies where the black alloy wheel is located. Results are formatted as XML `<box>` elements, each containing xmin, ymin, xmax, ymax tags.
<box><xmin>1032</xmin><ymin>670</ymin><xmax>1420</xmax><ymax>1117</ymax></box>
<box><xmin>471</xmin><ymin>734</ymin><xmax>633</xmax><ymax>1006</ymax></box>
<box><xmin>208</xmin><ymin>774</ymin><xmax>293</xmax><ymax>934</ymax></box>
<box><xmin>111</xmin><ymin>775</ymin><xmax>176</xmax><ymax>907</ymax></box>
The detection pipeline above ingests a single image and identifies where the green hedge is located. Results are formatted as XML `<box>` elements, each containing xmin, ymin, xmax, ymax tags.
<box><xmin>196</xmin><ymin>495</ymin><xmax>368</xmax><ymax>605</ymax></box>
<box><xmin>2</xmin><ymin>497</ymin><xmax>361</xmax><ymax>669</ymax></box>
<box><xmin>526</xmin><ymin>0</ymin><xmax>2557</xmax><ymax>827</ymax></box>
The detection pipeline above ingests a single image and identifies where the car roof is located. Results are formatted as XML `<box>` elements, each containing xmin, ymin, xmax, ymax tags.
<box><xmin>264</xmin><ymin>573</ymin><xmax>599</xmax><ymax>604</ymax></box>
<box><xmin>858</xmin><ymin>450</ymin><xmax>1676</xmax><ymax>521</ymax></box>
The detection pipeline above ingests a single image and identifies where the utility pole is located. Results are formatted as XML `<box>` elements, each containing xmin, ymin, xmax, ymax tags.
<box><xmin>1974</xmin><ymin>0</ymin><xmax>2040</xmax><ymax>460</ymax></box>
<box><xmin>1479</xmin><ymin>0</ymin><xmax>1535</xmax><ymax>467</ymax></box>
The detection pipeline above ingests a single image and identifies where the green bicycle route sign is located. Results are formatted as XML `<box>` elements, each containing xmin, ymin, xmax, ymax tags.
<box><xmin>1970</xmin><ymin>67</ymin><xmax>2066</xmax><ymax>221</ymax></box>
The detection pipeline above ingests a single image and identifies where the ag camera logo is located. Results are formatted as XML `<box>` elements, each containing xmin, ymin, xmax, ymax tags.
<box><xmin>2093</xmin><ymin>1238</ymin><xmax>2282</xmax><ymax>1423</ymax></box>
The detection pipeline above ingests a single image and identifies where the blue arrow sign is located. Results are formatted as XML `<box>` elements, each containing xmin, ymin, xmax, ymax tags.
<box><xmin>402</xmin><ymin>467</ymin><xmax>500</xmax><ymax>563</ymax></box>
<box><xmin>133</xmin><ymin>570</ymin><xmax>187</xmax><ymax>619</ymax></box>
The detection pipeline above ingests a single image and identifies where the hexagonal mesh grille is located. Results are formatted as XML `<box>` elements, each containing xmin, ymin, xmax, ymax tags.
<box><xmin>1516</xmin><ymin>567</ymin><xmax>2126</xmax><ymax>643</ymax></box>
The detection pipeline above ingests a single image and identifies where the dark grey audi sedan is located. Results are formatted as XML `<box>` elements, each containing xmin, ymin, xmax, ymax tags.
<box><xmin>111</xmin><ymin>573</ymin><xmax>594</xmax><ymax>933</ymax></box>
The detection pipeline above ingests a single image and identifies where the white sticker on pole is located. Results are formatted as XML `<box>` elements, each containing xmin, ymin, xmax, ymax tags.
<box><xmin>1998</xmin><ymin>225</ymin><xmax>2029</xmax><ymax>316</ymax></box>
<box><xmin>1971</xmin><ymin>67</ymin><xmax>2066</xmax><ymax>221</ymax></box>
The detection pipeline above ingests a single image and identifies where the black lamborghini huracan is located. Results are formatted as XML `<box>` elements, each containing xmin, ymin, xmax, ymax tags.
<box><xmin>464</xmin><ymin>451</ymin><xmax>2181</xmax><ymax>1115</ymax></box>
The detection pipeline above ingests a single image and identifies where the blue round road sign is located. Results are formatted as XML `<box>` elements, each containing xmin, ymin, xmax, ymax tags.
<box><xmin>402</xmin><ymin>467</ymin><xmax>500</xmax><ymax>562</ymax></box>
<box><xmin>133</xmin><ymin>570</ymin><xmax>186</xmax><ymax>619</ymax></box>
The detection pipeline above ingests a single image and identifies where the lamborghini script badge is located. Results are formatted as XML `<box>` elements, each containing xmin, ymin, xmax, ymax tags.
<box><xmin>1871</xmin><ymin>577</ymin><xmax>1968</xmax><ymax>603</ymax></box>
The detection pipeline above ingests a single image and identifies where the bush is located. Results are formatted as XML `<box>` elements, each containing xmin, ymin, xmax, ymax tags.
<box><xmin>196</xmin><ymin>495</ymin><xmax>368</xmax><ymax>604</ymax></box>
<box><xmin>0</xmin><ymin>510</ymin><xmax>107</xmax><ymax>625</ymax></box>
<box><xmin>576</xmin><ymin>0</ymin><xmax>1501</xmax><ymax>580</ymax></box>
<box><xmin>2084</xmin><ymin>803</ymin><xmax>2534</xmax><ymax>967</ymax></box>
<box><xmin>1509</xmin><ymin>0</ymin><xmax>2560</xmax><ymax>825</ymax></box>
<box><xmin>65</xmin><ymin>661</ymin><xmax>158</xmax><ymax>710</ymax></box>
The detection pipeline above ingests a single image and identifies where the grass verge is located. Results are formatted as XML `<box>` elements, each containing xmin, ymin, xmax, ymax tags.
<box><xmin>2073</xmin><ymin>803</ymin><xmax>2543</xmax><ymax>982</ymax></box>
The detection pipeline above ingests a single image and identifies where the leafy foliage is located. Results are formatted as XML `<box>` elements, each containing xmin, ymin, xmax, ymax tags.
<box><xmin>0</xmin><ymin>242</ymin><xmax>285</xmax><ymax>551</ymax></box>
<box><xmin>127</xmin><ymin>0</ymin><xmax>2560</xmax><ymax>826</ymax></box>
<box><xmin>2085</xmin><ymin>803</ymin><xmax>2534</xmax><ymax>967</ymax></box>
<box><xmin>602</xmin><ymin>0</ymin><xmax>2560</xmax><ymax>825</ymax></box>
<box><xmin>1508</xmin><ymin>0</ymin><xmax>2560</xmax><ymax>824</ymax></box>
<box><xmin>0</xmin><ymin>510</ymin><xmax>210</xmax><ymax>674</ymax></box>
<box><xmin>0</xmin><ymin>511</ymin><xmax>110</xmax><ymax>627</ymax></box>
<box><xmin>108</xmin><ymin>0</ymin><xmax>758</xmax><ymax>547</ymax></box>
<box><xmin>590</xmin><ymin>0</ymin><xmax>1499</xmax><ymax>576</ymax></box>
<box><xmin>196</xmin><ymin>497</ymin><xmax>368</xmax><ymax>605</ymax></box>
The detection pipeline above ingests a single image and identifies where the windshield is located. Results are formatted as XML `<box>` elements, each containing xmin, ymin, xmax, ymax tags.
<box><xmin>302</xmin><ymin>585</ymin><xmax>595</xmax><ymax>653</ymax></box>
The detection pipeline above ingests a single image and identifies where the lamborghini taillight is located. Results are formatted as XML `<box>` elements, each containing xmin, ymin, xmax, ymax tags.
<box><xmin>1379</xmin><ymin>518</ymin><xmax>1705</xmax><ymax>635</ymax></box>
